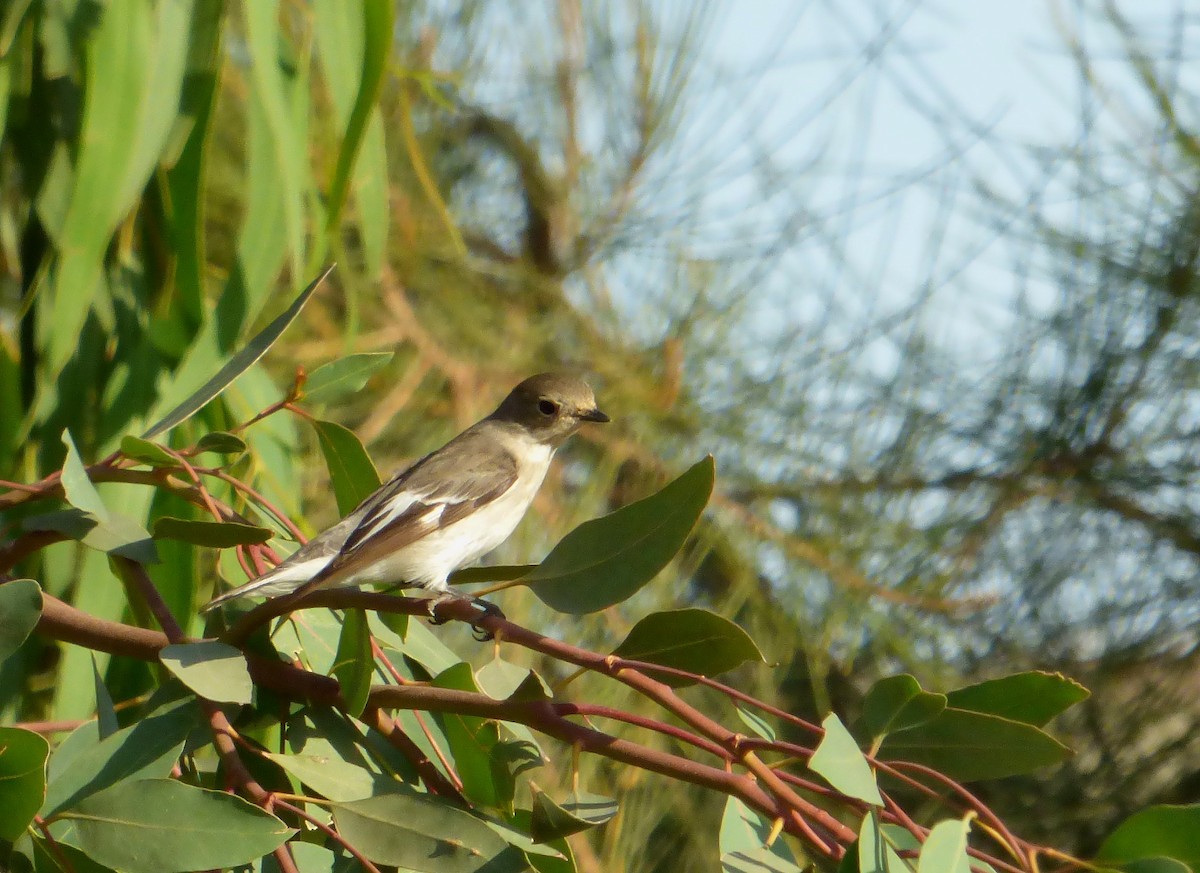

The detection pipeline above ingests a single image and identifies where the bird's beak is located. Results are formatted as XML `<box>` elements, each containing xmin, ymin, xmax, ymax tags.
<box><xmin>580</xmin><ymin>407</ymin><xmax>610</xmax><ymax>423</ymax></box>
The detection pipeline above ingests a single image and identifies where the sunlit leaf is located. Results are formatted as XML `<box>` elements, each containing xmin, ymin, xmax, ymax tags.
<box><xmin>159</xmin><ymin>641</ymin><xmax>253</xmax><ymax>705</ymax></box>
<box><xmin>809</xmin><ymin>713</ymin><xmax>883</xmax><ymax>805</ymax></box>
<box><xmin>918</xmin><ymin>818</ymin><xmax>972</xmax><ymax>873</ymax></box>
<box><xmin>530</xmin><ymin>790</ymin><xmax>618</xmax><ymax>843</ymax></box>
<box><xmin>862</xmin><ymin>674</ymin><xmax>946</xmax><ymax>738</ymax></box>
<box><xmin>718</xmin><ymin>795</ymin><xmax>802</xmax><ymax>873</ymax></box>
<box><xmin>312</xmin><ymin>418</ymin><xmax>381</xmax><ymax>516</ymax></box>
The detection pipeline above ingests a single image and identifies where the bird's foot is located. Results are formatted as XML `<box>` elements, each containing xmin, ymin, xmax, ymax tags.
<box><xmin>428</xmin><ymin>594</ymin><xmax>505</xmax><ymax>641</ymax></box>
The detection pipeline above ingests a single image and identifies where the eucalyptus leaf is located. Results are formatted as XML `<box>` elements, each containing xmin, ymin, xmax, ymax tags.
<box><xmin>194</xmin><ymin>431</ymin><xmax>248</xmax><ymax>455</ymax></box>
<box><xmin>303</xmin><ymin>352</ymin><xmax>393</xmax><ymax>403</ymax></box>
<box><xmin>526</xmin><ymin>456</ymin><xmax>714</xmax><ymax>614</ymax></box>
<box><xmin>611</xmin><ymin>608</ymin><xmax>764</xmax><ymax>686</ymax></box>
<box><xmin>0</xmin><ymin>727</ymin><xmax>49</xmax><ymax>841</ymax></box>
<box><xmin>809</xmin><ymin>713</ymin><xmax>883</xmax><ymax>805</ymax></box>
<box><xmin>0</xmin><ymin>579</ymin><xmax>42</xmax><ymax>664</ymax></box>
<box><xmin>142</xmin><ymin>265</ymin><xmax>335</xmax><ymax>439</ymax></box>
<box><xmin>862</xmin><ymin>674</ymin><xmax>946</xmax><ymax>739</ymax></box>
<box><xmin>879</xmin><ymin>707</ymin><xmax>1071</xmax><ymax>782</ymax></box>
<box><xmin>918</xmin><ymin>818</ymin><xmax>973</xmax><ymax>873</ymax></box>
<box><xmin>63</xmin><ymin>778</ymin><xmax>291</xmax><ymax>873</ymax></box>
<box><xmin>332</xmin><ymin>608</ymin><xmax>373</xmax><ymax>717</ymax></box>
<box><xmin>333</xmin><ymin>788</ymin><xmax>528</xmax><ymax>872</ymax></box>
<box><xmin>118</xmin><ymin>435</ymin><xmax>179</xmax><ymax>467</ymax></box>
<box><xmin>1096</xmin><ymin>804</ymin><xmax>1200</xmax><ymax>871</ymax></box>
<box><xmin>945</xmin><ymin>671</ymin><xmax>1089</xmax><ymax>727</ymax></box>
<box><xmin>312</xmin><ymin>418</ymin><xmax>382</xmax><ymax>516</ymax></box>
<box><xmin>718</xmin><ymin>795</ymin><xmax>802</xmax><ymax>873</ymax></box>
<box><xmin>159</xmin><ymin>641</ymin><xmax>253</xmax><ymax>705</ymax></box>
<box><xmin>152</xmin><ymin>516</ymin><xmax>274</xmax><ymax>547</ymax></box>
<box><xmin>530</xmin><ymin>790</ymin><xmax>618</xmax><ymax>843</ymax></box>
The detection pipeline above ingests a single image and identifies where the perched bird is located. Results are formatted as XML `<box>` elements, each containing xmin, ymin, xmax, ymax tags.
<box><xmin>201</xmin><ymin>373</ymin><xmax>609</xmax><ymax>617</ymax></box>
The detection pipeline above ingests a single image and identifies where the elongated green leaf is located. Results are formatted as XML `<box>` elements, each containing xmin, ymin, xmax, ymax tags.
<box><xmin>24</xmin><ymin>508</ymin><xmax>158</xmax><ymax>565</ymax></box>
<box><xmin>312</xmin><ymin>418</ymin><xmax>381</xmax><ymax>515</ymax></box>
<box><xmin>945</xmin><ymin>671</ymin><xmax>1089</xmax><ymax>727</ymax></box>
<box><xmin>862</xmin><ymin>674</ymin><xmax>946</xmax><ymax>739</ymax></box>
<box><xmin>0</xmin><ymin>579</ymin><xmax>42</xmax><ymax>663</ymax></box>
<box><xmin>118</xmin><ymin>435</ymin><xmax>179</xmax><ymax>467</ymax></box>
<box><xmin>333</xmin><ymin>789</ymin><xmax>527</xmax><ymax>872</ymax></box>
<box><xmin>60</xmin><ymin>431</ymin><xmax>108</xmax><ymax>518</ymax></box>
<box><xmin>809</xmin><ymin>713</ymin><xmax>883</xmax><ymax>805</ymax></box>
<box><xmin>27</xmin><ymin>835</ymin><xmax>120</xmax><ymax>873</ymax></box>
<box><xmin>152</xmin><ymin>517</ymin><xmax>273</xmax><ymax>547</ymax></box>
<box><xmin>303</xmin><ymin>352</ymin><xmax>393</xmax><ymax>403</ymax></box>
<box><xmin>879</xmin><ymin>707</ymin><xmax>1071</xmax><ymax>782</ymax></box>
<box><xmin>531</xmin><ymin>790</ymin><xmax>618</xmax><ymax>843</ymax></box>
<box><xmin>1096</xmin><ymin>805</ymin><xmax>1200</xmax><ymax>871</ymax></box>
<box><xmin>142</xmin><ymin>266</ymin><xmax>334</xmax><ymax>438</ymax></box>
<box><xmin>195</xmin><ymin>431</ymin><xmax>247</xmax><ymax>455</ymax></box>
<box><xmin>718</xmin><ymin>795</ymin><xmax>802</xmax><ymax>873</ymax></box>
<box><xmin>432</xmin><ymin>662</ymin><xmax>515</xmax><ymax>807</ymax></box>
<box><xmin>611</xmin><ymin>608</ymin><xmax>764</xmax><ymax>686</ymax></box>
<box><xmin>857</xmin><ymin>812</ymin><xmax>913</xmax><ymax>873</ymax></box>
<box><xmin>918</xmin><ymin>818</ymin><xmax>972</xmax><ymax>873</ymax></box>
<box><xmin>527</xmin><ymin>456</ymin><xmax>714</xmax><ymax>613</ymax></box>
<box><xmin>63</xmin><ymin>778</ymin><xmax>291</xmax><ymax>872</ymax></box>
<box><xmin>332</xmin><ymin>608</ymin><xmax>372</xmax><ymax>717</ymax></box>
<box><xmin>734</xmin><ymin>705</ymin><xmax>776</xmax><ymax>742</ymax></box>
<box><xmin>41</xmin><ymin>695</ymin><xmax>198</xmax><ymax>815</ymax></box>
<box><xmin>159</xmin><ymin>641</ymin><xmax>253</xmax><ymax>705</ymax></box>
<box><xmin>0</xmin><ymin>727</ymin><xmax>49</xmax><ymax>840</ymax></box>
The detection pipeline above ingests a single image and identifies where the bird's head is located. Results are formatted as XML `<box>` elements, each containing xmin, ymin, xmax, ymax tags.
<box><xmin>490</xmin><ymin>372</ymin><xmax>610</xmax><ymax>445</ymax></box>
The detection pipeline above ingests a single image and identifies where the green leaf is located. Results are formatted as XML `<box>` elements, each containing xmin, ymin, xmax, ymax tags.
<box><xmin>945</xmin><ymin>671</ymin><xmax>1089</xmax><ymax>727</ymax></box>
<box><xmin>918</xmin><ymin>818</ymin><xmax>972</xmax><ymax>873</ymax></box>
<box><xmin>734</xmin><ymin>705</ymin><xmax>776</xmax><ymax>742</ymax></box>
<box><xmin>312</xmin><ymin>418</ymin><xmax>381</xmax><ymax>516</ymax></box>
<box><xmin>451</xmin><ymin>564</ymin><xmax>537</xmax><ymax>586</ymax></box>
<box><xmin>152</xmin><ymin>517</ymin><xmax>274</xmax><ymax>547</ymax></box>
<box><xmin>387</xmin><ymin>612</ymin><xmax>461</xmax><ymax>675</ymax></box>
<box><xmin>530</xmin><ymin>790</ymin><xmax>618</xmax><ymax>843</ymax></box>
<box><xmin>611</xmin><ymin>608</ymin><xmax>764</xmax><ymax>686</ymax></box>
<box><xmin>809</xmin><ymin>713</ymin><xmax>883</xmax><ymax>805</ymax></box>
<box><xmin>332</xmin><ymin>608</ymin><xmax>373</xmax><ymax>718</ymax></box>
<box><xmin>62</xmin><ymin>778</ymin><xmax>291</xmax><ymax>872</ymax></box>
<box><xmin>142</xmin><ymin>265</ymin><xmax>335</xmax><ymax>438</ymax></box>
<box><xmin>118</xmin><ymin>436</ymin><xmax>179</xmax><ymax>467</ymax></box>
<box><xmin>476</xmin><ymin>657</ymin><xmax>552</xmax><ymax>701</ymax></box>
<box><xmin>159</xmin><ymin>641</ymin><xmax>253</xmax><ymax>705</ymax></box>
<box><xmin>195</xmin><ymin>431</ymin><xmax>248</xmax><ymax>455</ymax></box>
<box><xmin>862</xmin><ymin>674</ymin><xmax>946</xmax><ymax>738</ymax></box>
<box><xmin>0</xmin><ymin>727</ymin><xmax>49</xmax><ymax>840</ymax></box>
<box><xmin>333</xmin><ymin>788</ymin><xmax>528</xmax><ymax>871</ymax></box>
<box><xmin>1096</xmin><ymin>805</ymin><xmax>1200</xmax><ymax>871</ymax></box>
<box><xmin>526</xmin><ymin>456</ymin><xmax>715</xmax><ymax>614</ymax></box>
<box><xmin>432</xmin><ymin>662</ymin><xmax>516</xmax><ymax>807</ymax></box>
<box><xmin>718</xmin><ymin>795</ymin><xmax>802</xmax><ymax>873</ymax></box>
<box><xmin>60</xmin><ymin>431</ymin><xmax>108</xmax><ymax>518</ymax></box>
<box><xmin>0</xmin><ymin>579</ymin><xmax>42</xmax><ymax>664</ymax></box>
<box><xmin>91</xmin><ymin>656</ymin><xmax>118</xmax><ymax>739</ymax></box>
<box><xmin>303</xmin><ymin>353</ymin><xmax>393</xmax><ymax>403</ymax></box>
<box><xmin>856</xmin><ymin>812</ymin><xmax>913</xmax><ymax>873</ymax></box>
<box><xmin>41</xmin><ymin>695</ymin><xmax>199</xmax><ymax>816</ymax></box>
<box><xmin>263</xmin><ymin>751</ymin><xmax>379</xmax><ymax>802</ymax></box>
<box><xmin>879</xmin><ymin>707</ymin><xmax>1071</xmax><ymax>782</ymax></box>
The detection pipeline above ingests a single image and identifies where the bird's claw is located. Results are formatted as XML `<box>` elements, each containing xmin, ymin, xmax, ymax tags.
<box><xmin>428</xmin><ymin>595</ymin><xmax>504</xmax><ymax>641</ymax></box>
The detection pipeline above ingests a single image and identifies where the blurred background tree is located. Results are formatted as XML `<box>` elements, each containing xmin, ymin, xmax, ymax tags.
<box><xmin>1</xmin><ymin>0</ymin><xmax>1198</xmax><ymax>869</ymax></box>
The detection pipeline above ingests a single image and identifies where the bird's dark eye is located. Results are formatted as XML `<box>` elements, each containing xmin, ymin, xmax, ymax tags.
<box><xmin>538</xmin><ymin>399</ymin><xmax>559</xmax><ymax>416</ymax></box>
